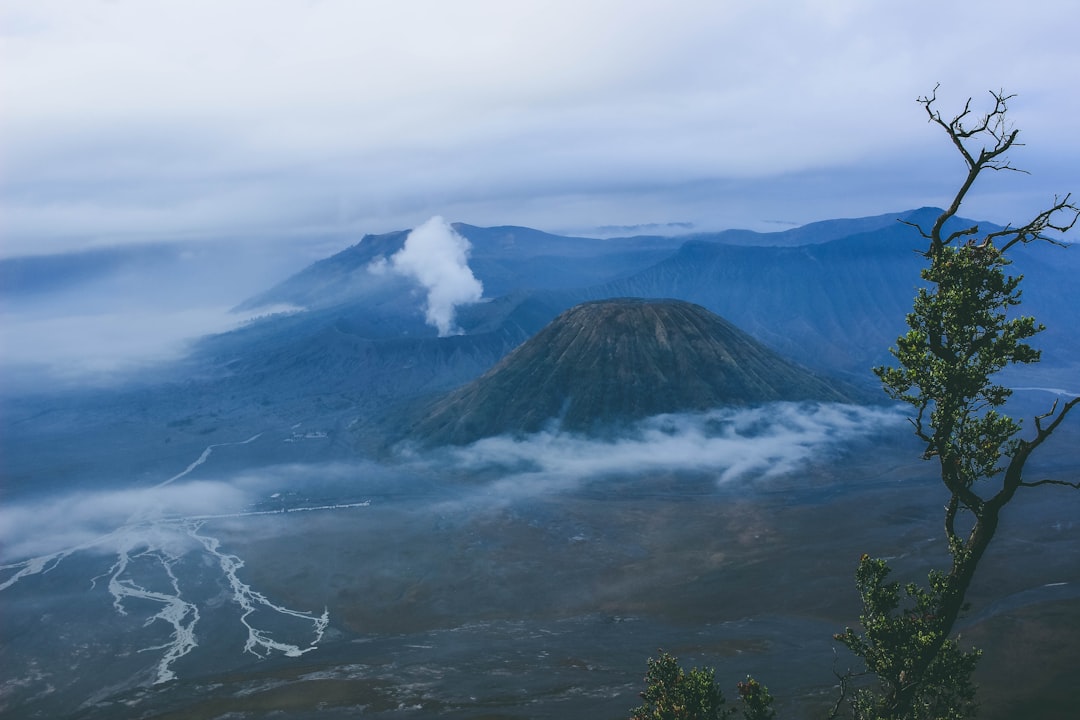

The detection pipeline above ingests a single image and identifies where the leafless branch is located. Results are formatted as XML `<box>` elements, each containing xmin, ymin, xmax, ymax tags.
<box><xmin>1033</xmin><ymin>396</ymin><xmax>1080</xmax><ymax>440</ymax></box>
<box><xmin>911</xmin><ymin>405</ymin><xmax>933</xmax><ymax>446</ymax></box>
<box><xmin>1020</xmin><ymin>478</ymin><xmax>1080</xmax><ymax>489</ymax></box>
<box><xmin>827</xmin><ymin>653</ymin><xmax>870</xmax><ymax>720</ymax></box>
<box><xmin>827</xmin><ymin>671</ymin><xmax>850</xmax><ymax>720</ymax></box>
<box><xmin>988</xmin><ymin>193</ymin><xmax>1080</xmax><ymax>251</ymax></box>
<box><xmin>994</xmin><ymin>397</ymin><xmax>1080</xmax><ymax>507</ymax></box>
<box><xmin>944</xmin><ymin>224</ymin><xmax>980</xmax><ymax>246</ymax></box>
<box><xmin>919</xmin><ymin>86</ymin><xmax>1020</xmax><ymax>165</ymax></box>
<box><xmin>899</xmin><ymin>218</ymin><xmax>933</xmax><ymax>241</ymax></box>
<box><xmin>919</xmin><ymin>86</ymin><xmax>1025</xmax><ymax>255</ymax></box>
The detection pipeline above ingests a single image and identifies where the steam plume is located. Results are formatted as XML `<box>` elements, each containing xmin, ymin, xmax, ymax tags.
<box><xmin>386</xmin><ymin>216</ymin><xmax>483</xmax><ymax>336</ymax></box>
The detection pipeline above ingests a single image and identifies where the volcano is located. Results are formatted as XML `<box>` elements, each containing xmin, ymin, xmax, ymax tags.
<box><xmin>407</xmin><ymin>298</ymin><xmax>857</xmax><ymax>445</ymax></box>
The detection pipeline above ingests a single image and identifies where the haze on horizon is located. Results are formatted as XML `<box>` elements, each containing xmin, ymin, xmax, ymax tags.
<box><xmin>2</xmin><ymin>0</ymin><xmax>1079</xmax><ymax>260</ymax></box>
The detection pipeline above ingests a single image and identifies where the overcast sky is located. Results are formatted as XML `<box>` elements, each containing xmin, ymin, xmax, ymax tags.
<box><xmin>2</xmin><ymin>0</ymin><xmax>1079</xmax><ymax>258</ymax></box>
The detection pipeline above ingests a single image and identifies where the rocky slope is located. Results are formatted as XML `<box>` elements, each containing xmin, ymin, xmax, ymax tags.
<box><xmin>407</xmin><ymin>298</ymin><xmax>857</xmax><ymax>445</ymax></box>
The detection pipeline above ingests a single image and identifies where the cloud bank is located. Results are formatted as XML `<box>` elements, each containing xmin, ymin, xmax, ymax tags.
<box><xmin>373</xmin><ymin>216</ymin><xmax>483</xmax><ymax>336</ymax></box>
<box><xmin>3</xmin><ymin>1</ymin><xmax>1078</xmax><ymax>256</ymax></box>
<box><xmin>0</xmin><ymin>302</ymin><xmax>299</xmax><ymax>390</ymax></box>
<box><xmin>414</xmin><ymin>402</ymin><xmax>908</xmax><ymax>505</ymax></box>
<box><xmin>0</xmin><ymin>236</ymin><xmax>324</xmax><ymax>390</ymax></box>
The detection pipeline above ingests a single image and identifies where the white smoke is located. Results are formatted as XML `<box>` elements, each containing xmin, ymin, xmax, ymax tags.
<box><xmin>379</xmin><ymin>216</ymin><xmax>484</xmax><ymax>336</ymax></box>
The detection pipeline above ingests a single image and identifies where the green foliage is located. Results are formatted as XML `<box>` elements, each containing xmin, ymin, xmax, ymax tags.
<box><xmin>630</xmin><ymin>651</ymin><xmax>732</xmax><ymax>720</ymax></box>
<box><xmin>630</xmin><ymin>87</ymin><xmax>1076</xmax><ymax>720</ymax></box>
<box><xmin>874</xmin><ymin>243</ymin><xmax>1041</xmax><ymax>487</ymax></box>
<box><xmin>629</xmin><ymin>652</ymin><xmax>775</xmax><ymax>720</ymax></box>
<box><xmin>736</xmin><ymin>676</ymin><xmax>775</xmax><ymax>720</ymax></box>
<box><xmin>812</xmin><ymin>89</ymin><xmax>1072</xmax><ymax>719</ymax></box>
<box><xmin>834</xmin><ymin>556</ymin><xmax>981</xmax><ymax>720</ymax></box>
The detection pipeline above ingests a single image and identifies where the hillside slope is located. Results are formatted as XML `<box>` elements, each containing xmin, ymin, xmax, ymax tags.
<box><xmin>407</xmin><ymin>299</ymin><xmax>857</xmax><ymax>445</ymax></box>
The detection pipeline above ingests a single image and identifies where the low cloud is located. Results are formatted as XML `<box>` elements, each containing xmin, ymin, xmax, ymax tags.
<box><xmin>413</xmin><ymin>402</ymin><xmax>907</xmax><ymax>504</ymax></box>
<box><xmin>1</xmin><ymin>403</ymin><xmax>904</xmax><ymax>565</ymax></box>
<box><xmin>0</xmin><ymin>481</ymin><xmax>251</xmax><ymax>563</ymax></box>
<box><xmin>372</xmin><ymin>216</ymin><xmax>483</xmax><ymax>336</ymax></box>
<box><xmin>0</xmin><ymin>460</ymin><xmax>387</xmax><ymax>567</ymax></box>
<box><xmin>0</xmin><ymin>303</ymin><xmax>298</xmax><ymax>390</ymax></box>
<box><xmin>0</xmin><ymin>236</ymin><xmax>321</xmax><ymax>391</ymax></box>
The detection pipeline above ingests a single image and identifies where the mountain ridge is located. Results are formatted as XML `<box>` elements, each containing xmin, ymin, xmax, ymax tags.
<box><xmin>232</xmin><ymin>208</ymin><xmax>959</xmax><ymax>314</ymax></box>
<box><xmin>180</xmin><ymin>207</ymin><xmax>1079</xmax><ymax>433</ymax></box>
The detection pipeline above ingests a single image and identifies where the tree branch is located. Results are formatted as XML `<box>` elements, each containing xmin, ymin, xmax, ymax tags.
<box><xmin>989</xmin><ymin>193</ymin><xmax>1080</xmax><ymax>252</ymax></box>
<box><xmin>1033</xmin><ymin>396</ymin><xmax>1080</xmax><ymax>442</ymax></box>
<box><xmin>899</xmin><ymin>218</ymin><xmax>933</xmax><ymax>241</ymax></box>
<box><xmin>919</xmin><ymin>87</ymin><xmax>1025</xmax><ymax>254</ymax></box>
<box><xmin>1020</xmin><ymin>478</ymin><xmax>1080</xmax><ymax>489</ymax></box>
<box><xmin>945</xmin><ymin>223</ymin><xmax>980</xmax><ymax>246</ymax></box>
<box><xmin>944</xmin><ymin>494</ymin><xmax>961</xmax><ymax>546</ymax></box>
<box><xmin>827</xmin><ymin>658</ymin><xmax>869</xmax><ymax>720</ymax></box>
<box><xmin>991</xmin><ymin>397</ymin><xmax>1079</xmax><ymax>510</ymax></box>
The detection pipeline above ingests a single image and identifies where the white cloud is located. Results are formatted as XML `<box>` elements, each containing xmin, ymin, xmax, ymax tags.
<box><xmin>415</xmin><ymin>402</ymin><xmax>908</xmax><ymax>506</ymax></box>
<box><xmin>381</xmin><ymin>216</ymin><xmax>483</xmax><ymax>336</ymax></box>
<box><xmin>2</xmin><ymin>0</ymin><xmax>1078</xmax><ymax>255</ymax></box>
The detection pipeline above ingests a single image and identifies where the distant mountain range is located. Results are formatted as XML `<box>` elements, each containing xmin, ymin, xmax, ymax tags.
<box><xmin>5</xmin><ymin>207</ymin><xmax>1077</xmax><ymax>456</ymax></box>
<box><xmin>234</xmin><ymin>209</ymin><xmax>944</xmax><ymax>315</ymax></box>
<box><xmin>192</xmin><ymin>208</ymin><xmax>1079</xmax><ymax>435</ymax></box>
